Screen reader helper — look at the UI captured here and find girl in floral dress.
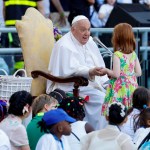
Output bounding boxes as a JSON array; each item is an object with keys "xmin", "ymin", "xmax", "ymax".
[{"xmin": 101, "ymin": 23, "xmax": 142, "ymax": 115}]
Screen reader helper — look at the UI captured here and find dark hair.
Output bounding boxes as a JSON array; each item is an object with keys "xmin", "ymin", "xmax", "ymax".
[
  {"xmin": 49, "ymin": 88, "xmax": 66, "ymax": 103},
  {"xmin": 128, "ymin": 87, "xmax": 150, "ymax": 115},
  {"xmin": 58, "ymin": 94, "xmax": 85, "ymax": 120},
  {"xmin": 136, "ymin": 108, "xmax": 150, "ymax": 129},
  {"xmin": 133, "ymin": 87, "xmax": 150, "ymax": 109},
  {"xmin": 127, "ymin": 87, "xmax": 150, "ymax": 132},
  {"xmin": 38, "ymin": 119, "xmax": 54, "ymax": 133},
  {"xmin": 8, "ymin": 90, "xmax": 33, "ymax": 116},
  {"xmin": 0, "ymin": 100, "xmax": 7, "ymax": 122},
  {"xmin": 108, "ymin": 102, "xmax": 127, "ymax": 125}
]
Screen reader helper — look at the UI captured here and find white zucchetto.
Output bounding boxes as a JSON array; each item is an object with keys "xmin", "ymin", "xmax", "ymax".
[{"xmin": 72, "ymin": 15, "xmax": 88, "ymax": 25}]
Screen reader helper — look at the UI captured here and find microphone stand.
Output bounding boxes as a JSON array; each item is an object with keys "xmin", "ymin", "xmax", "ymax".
[{"xmin": 93, "ymin": 37, "xmax": 113, "ymax": 69}]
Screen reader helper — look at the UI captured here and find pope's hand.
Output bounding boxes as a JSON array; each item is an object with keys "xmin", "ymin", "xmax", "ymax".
[{"xmin": 89, "ymin": 67, "xmax": 106, "ymax": 77}]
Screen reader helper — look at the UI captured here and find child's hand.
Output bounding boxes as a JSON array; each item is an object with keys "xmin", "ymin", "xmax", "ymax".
[
  {"xmin": 99, "ymin": 68, "xmax": 108, "ymax": 76},
  {"xmin": 89, "ymin": 67, "xmax": 107, "ymax": 76}
]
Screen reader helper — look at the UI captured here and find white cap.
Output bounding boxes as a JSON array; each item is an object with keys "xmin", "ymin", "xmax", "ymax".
[{"xmin": 72, "ymin": 15, "xmax": 88, "ymax": 25}]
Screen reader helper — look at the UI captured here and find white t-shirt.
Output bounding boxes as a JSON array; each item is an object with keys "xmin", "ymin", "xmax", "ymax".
[
  {"xmin": 144, "ymin": 0, "xmax": 150, "ymax": 4},
  {"xmin": 98, "ymin": 4, "xmax": 114, "ymax": 26},
  {"xmin": 43, "ymin": 0, "xmax": 50, "ymax": 17},
  {"xmin": 120, "ymin": 108, "xmax": 140, "ymax": 139},
  {"xmin": 0, "ymin": 115, "xmax": 29, "ymax": 150},
  {"xmin": 36, "ymin": 134, "xmax": 71, "ymax": 150},
  {"xmin": 66, "ymin": 121, "xmax": 87, "ymax": 150},
  {"xmin": 0, "ymin": 129, "xmax": 11, "ymax": 150},
  {"xmin": 81, "ymin": 125, "xmax": 137, "ymax": 150},
  {"xmin": 133, "ymin": 127, "xmax": 150, "ymax": 147}
]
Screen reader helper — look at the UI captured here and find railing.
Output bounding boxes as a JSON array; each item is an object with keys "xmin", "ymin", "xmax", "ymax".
[{"xmin": 0, "ymin": 27, "xmax": 150, "ymax": 87}]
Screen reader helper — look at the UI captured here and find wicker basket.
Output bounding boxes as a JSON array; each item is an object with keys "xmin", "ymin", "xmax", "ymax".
[{"xmin": 0, "ymin": 69, "xmax": 32, "ymax": 101}]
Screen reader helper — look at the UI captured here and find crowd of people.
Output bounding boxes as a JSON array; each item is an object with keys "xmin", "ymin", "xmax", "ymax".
[
  {"xmin": 0, "ymin": 0, "xmax": 150, "ymax": 149},
  {"xmin": 0, "ymin": 87, "xmax": 150, "ymax": 149},
  {"xmin": 0, "ymin": 13, "xmax": 150, "ymax": 149}
]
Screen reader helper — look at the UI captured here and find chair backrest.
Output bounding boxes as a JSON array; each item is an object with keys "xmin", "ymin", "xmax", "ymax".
[{"xmin": 15, "ymin": 7, "xmax": 55, "ymax": 96}]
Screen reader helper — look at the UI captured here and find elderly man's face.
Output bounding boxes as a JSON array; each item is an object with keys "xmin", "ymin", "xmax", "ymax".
[{"xmin": 72, "ymin": 19, "xmax": 91, "ymax": 45}]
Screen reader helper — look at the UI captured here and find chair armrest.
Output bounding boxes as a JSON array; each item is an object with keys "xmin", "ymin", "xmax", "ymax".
[{"xmin": 31, "ymin": 70, "xmax": 89, "ymax": 97}]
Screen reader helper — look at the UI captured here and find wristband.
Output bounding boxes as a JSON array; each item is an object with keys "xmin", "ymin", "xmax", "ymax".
[{"xmin": 60, "ymin": 12, "xmax": 65, "ymax": 17}]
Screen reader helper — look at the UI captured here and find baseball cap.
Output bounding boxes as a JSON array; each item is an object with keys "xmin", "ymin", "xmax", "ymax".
[
  {"xmin": 42, "ymin": 108, "xmax": 76, "ymax": 126},
  {"xmin": 49, "ymin": 88, "xmax": 66, "ymax": 103}
]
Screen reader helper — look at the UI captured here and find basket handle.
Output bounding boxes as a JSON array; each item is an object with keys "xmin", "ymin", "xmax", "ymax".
[
  {"xmin": 13, "ymin": 69, "xmax": 27, "ymax": 77},
  {"xmin": 0, "ymin": 69, "xmax": 8, "ymax": 75}
]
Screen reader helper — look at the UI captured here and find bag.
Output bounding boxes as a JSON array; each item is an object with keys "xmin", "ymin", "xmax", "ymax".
[
  {"xmin": 138, "ymin": 132, "xmax": 150, "ymax": 150},
  {"xmin": 0, "ymin": 69, "xmax": 32, "ymax": 101}
]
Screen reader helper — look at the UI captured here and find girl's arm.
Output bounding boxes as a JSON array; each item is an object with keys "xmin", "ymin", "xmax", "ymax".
[
  {"xmin": 20, "ymin": 145, "xmax": 30, "ymax": 150},
  {"xmin": 37, "ymin": 1, "xmax": 45, "ymax": 16},
  {"xmin": 101, "ymin": 55, "xmax": 120, "ymax": 78},
  {"xmin": 51, "ymin": 0, "xmax": 66, "ymax": 26},
  {"xmin": 87, "ymin": 0, "xmax": 95, "ymax": 5},
  {"xmin": 98, "ymin": 6, "xmax": 105, "ymax": 19},
  {"xmin": 134, "ymin": 57, "xmax": 142, "ymax": 77},
  {"xmin": 3, "ymin": 1, "xmax": 5, "ymax": 20}
]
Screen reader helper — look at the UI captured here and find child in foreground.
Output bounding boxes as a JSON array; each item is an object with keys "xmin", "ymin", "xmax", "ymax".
[
  {"xmin": 0, "ymin": 100, "xmax": 11, "ymax": 149},
  {"xmin": 36, "ymin": 108, "xmax": 76, "ymax": 150},
  {"xmin": 133, "ymin": 107, "xmax": 150, "ymax": 149},
  {"xmin": 0, "ymin": 90, "xmax": 33, "ymax": 150},
  {"xmin": 58, "ymin": 94, "xmax": 94, "ymax": 150},
  {"xmin": 120, "ymin": 87, "xmax": 150, "ymax": 139},
  {"xmin": 81, "ymin": 102, "xmax": 137, "ymax": 150}
]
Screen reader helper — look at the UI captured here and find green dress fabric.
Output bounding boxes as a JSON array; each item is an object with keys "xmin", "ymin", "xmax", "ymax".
[{"xmin": 102, "ymin": 51, "xmax": 138, "ymax": 115}]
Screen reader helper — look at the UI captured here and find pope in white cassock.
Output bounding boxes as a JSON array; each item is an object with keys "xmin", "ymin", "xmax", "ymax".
[{"xmin": 46, "ymin": 15, "xmax": 109, "ymax": 130}]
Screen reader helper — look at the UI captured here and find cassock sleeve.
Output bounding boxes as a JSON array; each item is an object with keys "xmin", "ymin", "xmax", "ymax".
[{"xmin": 49, "ymin": 44, "xmax": 91, "ymax": 79}]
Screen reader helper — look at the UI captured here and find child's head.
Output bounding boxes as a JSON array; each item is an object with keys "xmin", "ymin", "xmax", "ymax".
[
  {"xmin": 107, "ymin": 102, "xmax": 127, "ymax": 125},
  {"xmin": 8, "ymin": 90, "xmax": 33, "ymax": 117},
  {"xmin": 48, "ymin": 88, "xmax": 66, "ymax": 103},
  {"xmin": 132, "ymin": 87, "xmax": 150, "ymax": 110},
  {"xmin": 0, "ymin": 100, "xmax": 7, "ymax": 122},
  {"xmin": 58, "ymin": 95, "xmax": 85, "ymax": 120},
  {"xmin": 104, "ymin": 0, "xmax": 116, "ymax": 5},
  {"xmin": 32, "ymin": 94, "xmax": 58, "ymax": 117},
  {"xmin": 137, "ymin": 108, "xmax": 150, "ymax": 128},
  {"xmin": 112, "ymin": 23, "xmax": 136, "ymax": 54},
  {"xmin": 38, "ymin": 108, "xmax": 76, "ymax": 136}
]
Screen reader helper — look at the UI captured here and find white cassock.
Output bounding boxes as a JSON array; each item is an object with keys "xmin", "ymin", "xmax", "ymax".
[{"xmin": 47, "ymin": 32, "xmax": 109, "ymax": 130}]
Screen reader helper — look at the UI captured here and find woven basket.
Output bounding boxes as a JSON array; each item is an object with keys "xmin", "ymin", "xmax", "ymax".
[{"xmin": 0, "ymin": 69, "xmax": 32, "ymax": 101}]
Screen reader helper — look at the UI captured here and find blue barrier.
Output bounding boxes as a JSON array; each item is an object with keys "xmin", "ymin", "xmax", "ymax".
[{"xmin": 0, "ymin": 27, "xmax": 150, "ymax": 87}]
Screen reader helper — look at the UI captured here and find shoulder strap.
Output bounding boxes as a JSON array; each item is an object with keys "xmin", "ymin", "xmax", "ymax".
[
  {"xmin": 138, "ymin": 132, "xmax": 150, "ymax": 149},
  {"xmin": 71, "ymin": 131, "xmax": 80, "ymax": 141},
  {"xmin": 90, "ymin": 7, "xmax": 95, "ymax": 20}
]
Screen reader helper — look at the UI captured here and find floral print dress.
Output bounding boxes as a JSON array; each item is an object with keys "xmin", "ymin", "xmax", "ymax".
[{"xmin": 102, "ymin": 51, "xmax": 138, "ymax": 115}]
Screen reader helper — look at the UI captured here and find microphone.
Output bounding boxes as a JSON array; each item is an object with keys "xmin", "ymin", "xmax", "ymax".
[{"xmin": 93, "ymin": 37, "xmax": 113, "ymax": 55}]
